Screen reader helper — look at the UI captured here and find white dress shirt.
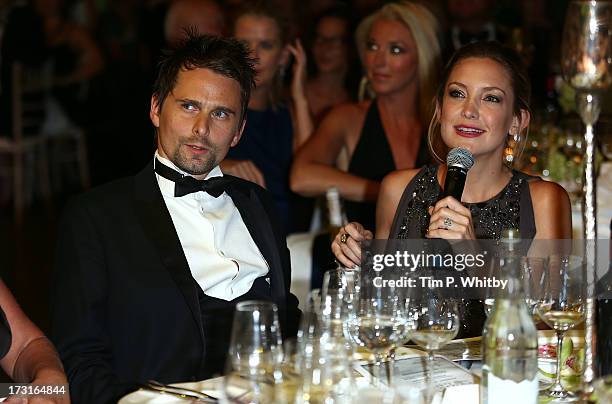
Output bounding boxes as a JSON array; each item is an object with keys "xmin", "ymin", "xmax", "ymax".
[{"xmin": 154, "ymin": 152, "xmax": 269, "ymax": 301}]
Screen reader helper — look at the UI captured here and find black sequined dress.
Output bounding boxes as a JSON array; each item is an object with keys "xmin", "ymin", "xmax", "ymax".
[{"xmin": 388, "ymin": 164, "xmax": 538, "ymax": 337}]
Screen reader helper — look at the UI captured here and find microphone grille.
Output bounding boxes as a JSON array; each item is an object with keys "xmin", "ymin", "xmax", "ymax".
[{"xmin": 446, "ymin": 147, "xmax": 474, "ymax": 170}]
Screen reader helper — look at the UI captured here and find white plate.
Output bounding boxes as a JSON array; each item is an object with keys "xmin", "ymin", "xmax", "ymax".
[{"xmin": 118, "ymin": 377, "xmax": 223, "ymax": 404}]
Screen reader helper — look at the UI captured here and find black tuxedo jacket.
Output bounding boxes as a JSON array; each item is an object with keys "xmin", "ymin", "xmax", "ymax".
[{"xmin": 50, "ymin": 161, "xmax": 300, "ymax": 404}]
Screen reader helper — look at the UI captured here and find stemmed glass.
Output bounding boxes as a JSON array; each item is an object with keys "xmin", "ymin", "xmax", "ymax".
[
  {"xmin": 222, "ymin": 300, "xmax": 286, "ymax": 403},
  {"xmin": 294, "ymin": 271, "xmax": 355, "ymax": 404},
  {"xmin": 407, "ymin": 287, "xmax": 460, "ymax": 401},
  {"xmin": 321, "ymin": 267, "xmax": 359, "ymax": 335},
  {"xmin": 521, "ymin": 256, "xmax": 549, "ymax": 323},
  {"xmin": 562, "ymin": 2, "xmax": 612, "ymax": 383},
  {"xmin": 347, "ymin": 270, "xmax": 409, "ymax": 387},
  {"xmin": 535, "ymin": 255, "xmax": 586, "ymax": 401}
]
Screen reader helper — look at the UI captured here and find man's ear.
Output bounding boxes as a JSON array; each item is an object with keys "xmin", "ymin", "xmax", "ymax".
[
  {"xmin": 150, "ymin": 95, "xmax": 161, "ymax": 128},
  {"xmin": 230, "ymin": 119, "xmax": 247, "ymax": 147}
]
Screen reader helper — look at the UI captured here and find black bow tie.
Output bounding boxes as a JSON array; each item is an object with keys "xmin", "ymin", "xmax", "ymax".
[{"xmin": 154, "ymin": 159, "xmax": 231, "ymax": 198}]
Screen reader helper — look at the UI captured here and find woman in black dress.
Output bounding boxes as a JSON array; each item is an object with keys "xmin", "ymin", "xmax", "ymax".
[
  {"xmin": 331, "ymin": 42, "xmax": 572, "ymax": 336},
  {"xmin": 333, "ymin": 41, "xmax": 571, "ymax": 263}
]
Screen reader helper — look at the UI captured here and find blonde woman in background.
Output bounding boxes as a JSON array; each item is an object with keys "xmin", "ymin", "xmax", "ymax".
[{"xmin": 291, "ymin": 1, "xmax": 441, "ymax": 233}]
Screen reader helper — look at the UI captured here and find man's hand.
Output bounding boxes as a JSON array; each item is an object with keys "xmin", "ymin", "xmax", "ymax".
[
  {"xmin": 331, "ymin": 222, "xmax": 373, "ymax": 269},
  {"xmin": 220, "ymin": 159, "xmax": 266, "ymax": 188}
]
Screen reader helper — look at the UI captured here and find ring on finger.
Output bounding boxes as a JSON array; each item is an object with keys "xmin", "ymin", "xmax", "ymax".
[
  {"xmin": 340, "ymin": 233, "xmax": 350, "ymax": 244},
  {"xmin": 443, "ymin": 217, "xmax": 453, "ymax": 229}
]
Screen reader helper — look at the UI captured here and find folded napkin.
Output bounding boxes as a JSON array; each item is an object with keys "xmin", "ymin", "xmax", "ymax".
[{"xmin": 441, "ymin": 383, "xmax": 479, "ymax": 404}]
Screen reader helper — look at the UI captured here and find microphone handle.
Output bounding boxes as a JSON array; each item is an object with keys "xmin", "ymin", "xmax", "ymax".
[{"xmin": 441, "ymin": 165, "xmax": 468, "ymax": 201}]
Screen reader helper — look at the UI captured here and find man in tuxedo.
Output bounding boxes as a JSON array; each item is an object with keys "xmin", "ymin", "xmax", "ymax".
[{"xmin": 51, "ymin": 32, "xmax": 300, "ymax": 404}]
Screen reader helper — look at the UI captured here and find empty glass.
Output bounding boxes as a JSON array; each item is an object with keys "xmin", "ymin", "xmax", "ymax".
[
  {"xmin": 520, "ymin": 256, "xmax": 548, "ymax": 323},
  {"xmin": 294, "ymin": 293, "xmax": 354, "ymax": 403},
  {"xmin": 222, "ymin": 300, "xmax": 287, "ymax": 403}
]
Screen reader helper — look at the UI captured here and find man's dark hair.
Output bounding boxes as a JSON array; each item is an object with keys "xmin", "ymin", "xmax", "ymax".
[{"xmin": 152, "ymin": 30, "xmax": 256, "ymax": 120}]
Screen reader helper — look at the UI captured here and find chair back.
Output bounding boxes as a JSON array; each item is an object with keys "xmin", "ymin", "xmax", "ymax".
[{"xmin": 11, "ymin": 61, "xmax": 47, "ymax": 144}]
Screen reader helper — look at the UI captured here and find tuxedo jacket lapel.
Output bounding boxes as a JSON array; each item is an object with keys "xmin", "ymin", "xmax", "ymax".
[
  {"xmin": 132, "ymin": 162, "xmax": 205, "ymax": 344},
  {"xmin": 225, "ymin": 180, "xmax": 287, "ymax": 305}
]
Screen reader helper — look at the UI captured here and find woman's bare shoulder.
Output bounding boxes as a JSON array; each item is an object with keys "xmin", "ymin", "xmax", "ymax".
[
  {"xmin": 375, "ymin": 168, "xmax": 424, "ymax": 238},
  {"xmin": 324, "ymin": 100, "xmax": 369, "ymax": 121},
  {"xmin": 318, "ymin": 100, "xmax": 370, "ymax": 142},
  {"xmin": 528, "ymin": 178, "xmax": 570, "ymax": 203},
  {"xmin": 528, "ymin": 178, "xmax": 572, "ymax": 238},
  {"xmin": 380, "ymin": 168, "xmax": 423, "ymax": 206}
]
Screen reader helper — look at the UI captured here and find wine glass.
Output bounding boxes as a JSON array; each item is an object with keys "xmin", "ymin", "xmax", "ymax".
[
  {"xmin": 321, "ymin": 267, "xmax": 359, "ymax": 336},
  {"xmin": 407, "ymin": 288, "xmax": 460, "ymax": 402},
  {"xmin": 535, "ymin": 255, "xmax": 586, "ymax": 401},
  {"xmin": 347, "ymin": 270, "xmax": 408, "ymax": 387},
  {"xmin": 521, "ymin": 256, "xmax": 549, "ymax": 323},
  {"xmin": 295, "ymin": 285, "xmax": 355, "ymax": 403},
  {"xmin": 222, "ymin": 300, "xmax": 286, "ymax": 403}
]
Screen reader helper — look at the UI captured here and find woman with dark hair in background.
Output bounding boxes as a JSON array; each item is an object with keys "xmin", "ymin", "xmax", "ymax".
[
  {"xmin": 33, "ymin": 0, "xmax": 104, "ymax": 128},
  {"xmin": 304, "ymin": 6, "xmax": 358, "ymax": 125}
]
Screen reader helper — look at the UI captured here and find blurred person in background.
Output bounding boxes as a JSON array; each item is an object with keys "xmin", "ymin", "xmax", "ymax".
[
  {"xmin": 291, "ymin": 1, "xmax": 441, "ymax": 234},
  {"xmin": 0, "ymin": 1, "xmax": 47, "ymax": 138},
  {"xmin": 443, "ymin": 0, "xmax": 509, "ymax": 60},
  {"xmin": 33, "ymin": 0, "xmax": 103, "ymax": 128},
  {"xmin": 225, "ymin": 0, "xmax": 313, "ymax": 234},
  {"xmin": 164, "ymin": 0, "xmax": 225, "ymax": 45},
  {"xmin": 0, "ymin": 279, "xmax": 68, "ymax": 403},
  {"xmin": 304, "ymin": 5, "xmax": 358, "ymax": 125}
]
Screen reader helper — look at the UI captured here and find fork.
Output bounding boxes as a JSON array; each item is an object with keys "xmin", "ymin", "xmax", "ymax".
[{"xmin": 144, "ymin": 380, "xmax": 218, "ymax": 402}]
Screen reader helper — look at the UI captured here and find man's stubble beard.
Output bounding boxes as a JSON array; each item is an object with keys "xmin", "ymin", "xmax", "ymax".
[{"xmin": 172, "ymin": 146, "xmax": 218, "ymax": 176}]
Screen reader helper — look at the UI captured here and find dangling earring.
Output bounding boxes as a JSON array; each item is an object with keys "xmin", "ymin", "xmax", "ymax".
[{"xmin": 504, "ymin": 131, "xmax": 517, "ymax": 164}]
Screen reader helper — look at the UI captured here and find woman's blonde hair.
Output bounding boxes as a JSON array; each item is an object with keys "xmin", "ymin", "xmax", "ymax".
[{"xmin": 355, "ymin": 1, "xmax": 441, "ymax": 126}]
